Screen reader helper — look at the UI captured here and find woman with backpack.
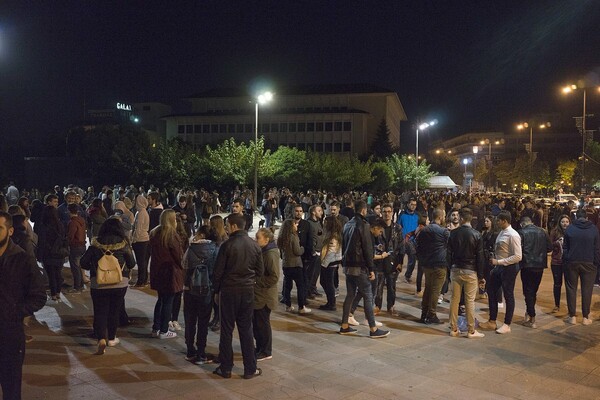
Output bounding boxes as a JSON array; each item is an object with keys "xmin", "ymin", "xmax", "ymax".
[
  {"xmin": 149, "ymin": 209, "xmax": 183, "ymax": 339},
  {"xmin": 80, "ymin": 218, "xmax": 136, "ymax": 355},
  {"xmin": 182, "ymin": 225, "xmax": 218, "ymax": 364}
]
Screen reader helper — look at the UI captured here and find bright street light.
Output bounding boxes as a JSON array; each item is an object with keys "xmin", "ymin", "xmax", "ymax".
[
  {"xmin": 415, "ymin": 119, "xmax": 437, "ymax": 191},
  {"xmin": 254, "ymin": 91, "xmax": 274, "ymax": 210}
]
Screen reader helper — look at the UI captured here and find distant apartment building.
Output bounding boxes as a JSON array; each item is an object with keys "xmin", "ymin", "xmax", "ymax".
[{"xmin": 162, "ymin": 84, "xmax": 407, "ymax": 155}]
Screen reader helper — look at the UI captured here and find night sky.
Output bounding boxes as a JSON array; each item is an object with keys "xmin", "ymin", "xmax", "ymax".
[{"xmin": 1, "ymin": 1, "xmax": 599, "ymax": 153}]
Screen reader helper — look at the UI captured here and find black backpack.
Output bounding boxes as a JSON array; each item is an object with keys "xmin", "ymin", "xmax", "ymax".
[{"xmin": 188, "ymin": 248, "xmax": 212, "ymax": 296}]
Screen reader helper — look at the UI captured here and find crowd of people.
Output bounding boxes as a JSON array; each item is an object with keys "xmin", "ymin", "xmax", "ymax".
[{"xmin": 2, "ymin": 180, "xmax": 600, "ymax": 397}]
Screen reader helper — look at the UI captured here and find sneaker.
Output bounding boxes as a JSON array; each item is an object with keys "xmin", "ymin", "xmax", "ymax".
[
  {"xmin": 467, "ymin": 330, "xmax": 485, "ymax": 339},
  {"xmin": 318, "ymin": 304, "xmax": 336, "ymax": 311},
  {"xmin": 369, "ymin": 328, "xmax": 390, "ymax": 339},
  {"xmin": 256, "ymin": 353, "xmax": 273, "ymax": 361},
  {"xmin": 339, "ymin": 326, "xmax": 358, "ymax": 335},
  {"xmin": 285, "ymin": 306, "xmax": 295, "ymax": 313},
  {"xmin": 299, "ymin": 306, "xmax": 312, "ymax": 314},
  {"xmin": 425, "ymin": 316, "xmax": 443, "ymax": 325},
  {"xmin": 335, "ymin": 289, "xmax": 340, "ymax": 297},
  {"xmin": 373, "ymin": 306, "xmax": 381, "ymax": 315},
  {"xmin": 213, "ymin": 366, "xmax": 232, "ymax": 379},
  {"xmin": 415, "ymin": 291, "xmax": 423, "ymax": 298},
  {"xmin": 524, "ymin": 313, "xmax": 531, "ymax": 323},
  {"xmin": 243, "ymin": 368, "xmax": 262, "ymax": 380},
  {"xmin": 151, "ymin": 330, "xmax": 159, "ymax": 338},
  {"xmin": 552, "ymin": 306, "xmax": 560, "ymax": 313},
  {"xmin": 107, "ymin": 337, "xmax": 120, "ymax": 347},
  {"xmin": 348, "ymin": 315, "xmax": 360, "ymax": 326},
  {"xmin": 158, "ymin": 330, "xmax": 177, "ymax": 339},
  {"xmin": 169, "ymin": 321, "xmax": 182, "ymax": 331},
  {"xmin": 185, "ymin": 355, "xmax": 197, "ymax": 363},
  {"xmin": 565, "ymin": 316, "xmax": 577, "ymax": 325},
  {"xmin": 498, "ymin": 302, "xmax": 504, "ymax": 309},
  {"xmin": 478, "ymin": 320, "xmax": 497, "ymax": 330},
  {"xmin": 495, "ymin": 323, "xmax": 511, "ymax": 334},
  {"xmin": 25, "ymin": 335, "xmax": 34, "ymax": 343},
  {"xmin": 582, "ymin": 317, "xmax": 593, "ymax": 326},
  {"xmin": 438, "ymin": 295, "xmax": 444, "ymax": 304},
  {"xmin": 449, "ymin": 329, "xmax": 460, "ymax": 337},
  {"xmin": 210, "ymin": 322, "xmax": 220, "ymax": 332},
  {"xmin": 404, "ymin": 277, "xmax": 412, "ymax": 284},
  {"xmin": 523, "ymin": 320, "xmax": 538, "ymax": 329},
  {"xmin": 195, "ymin": 354, "xmax": 215, "ymax": 365},
  {"xmin": 362, "ymin": 319, "xmax": 383, "ymax": 327},
  {"xmin": 95, "ymin": 339, "xmax": 107, "ymax": 355}
]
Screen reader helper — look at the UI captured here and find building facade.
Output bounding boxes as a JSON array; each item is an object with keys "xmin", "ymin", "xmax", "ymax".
[{"xmin": 163, "ymin": 84, "xmax": 407, "ymax": 155}]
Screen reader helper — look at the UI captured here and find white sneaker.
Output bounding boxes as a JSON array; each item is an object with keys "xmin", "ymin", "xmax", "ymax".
[
  {"xmin": 498, "ymin": 302, "xmax": 504, "ymax": 309},
  {"xmin": 285, "ymin": 306, "xmax": 295, "ymax": 312},
  {"xmin": 362, "ymin": 319, "xmax": 383, "ymax": 327},
  {"xmin": 438, "ymin": 295, "xmax": 444, "ymax": 304},
  {"xmin": 495, "ymin": 324, "xmax": 511, "ymax": 334},
  {"xmin": 298, "ymin": 306, "xmax": 312, "ymax": 314},
  {"xmin": 159, "ymin": 331, "xmax": 177, "ymax": 339},
  {"xmin": 348, "ymin": 315, "xmax": 360, "ymax": 326},
  {"xmin": 582, "ymin": 317, "xmax": 592, "ymax": 326},
  {"xmin": 107, "ymin": 338, "xmax": 120, "ymax": 347},
  {"xmin": 169, "ymin": 321, "xmax": 182, "ymax": 331},
  {"xmin": 467, "ymin": 330, "xmax": 485, "ymax": 339},
  {"xmin": 566, "ymin": 316, "xmax": 577, "ymax": 325},
  {"xmin": 415, "ymin": 291, "xmax": 423, "ymax": 298},
  {"xmin": 449, "ymin": 329, "xmax": 460, "ymax": 337}
]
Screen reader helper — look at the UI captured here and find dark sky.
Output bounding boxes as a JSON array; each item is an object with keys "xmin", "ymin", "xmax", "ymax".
[{"xmin": 1, "ymin": 1, "xmax": 599, "ymax": 153}]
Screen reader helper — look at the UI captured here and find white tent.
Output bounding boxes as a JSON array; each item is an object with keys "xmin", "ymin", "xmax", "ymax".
[{"xmin": 426, "ymin": 175, "xmax": 459, "ymax": 189}]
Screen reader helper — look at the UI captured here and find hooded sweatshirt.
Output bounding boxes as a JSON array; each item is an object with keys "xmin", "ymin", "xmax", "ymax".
[
  {"xmin": 563, "ymin": 218, "xmax": 600, "ymax": 266},
  {"xmin": 132, "ymin": 195, "xmax": 150, "ymax": 243}
]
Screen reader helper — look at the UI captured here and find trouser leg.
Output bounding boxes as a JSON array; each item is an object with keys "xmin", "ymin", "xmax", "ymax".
[
  {"xmin": 564, "ymin": 262, "xmax": 579, "ymax": 317},
  {"xmin": 0, "ymin": 326, "xmax": 25, "ymax": 400},
  {"xmin": 342, "ymin": 276, "xmax": 358, "ymax": 324},
  {"xmin": 501, "ymin": 265, "xmax": 519, "ymax": 325},
  {"xmin": 580, "ymin": 263, "xmax": 597, "ymax": 319},
  {"xmin": 551, "ymin": 264, "xmax": 563, "ymax": 307}
]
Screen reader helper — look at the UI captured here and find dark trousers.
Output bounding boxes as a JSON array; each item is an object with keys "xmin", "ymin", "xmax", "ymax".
[
  {"xmin": 484, "ymin": 262, "xmax": 503, "ymax": 302},
  {"xmin": 374, "ymin": 270, "xmax": 398, "ymax": 310},
  {"xmin": 342, "ymin": 272, "xmax": 376, "ymax": 328},
  {"xmin": 520, "ymin": 268, "xmax": 544, "ymax": 318},
  {"xmin": 68, "ymin": 245, "xmax": 86, "ymax": 290},
  {"xmin": 404, "ymin": 244, "xmax": 416, "ymax": 279},
  {"xmin": 351, "ymin": 273, "xmax": 377, "ymax": 313},
  {"xmin": 90, "ymin": 287, "xmax": 127, "ymax": 340},
  {"xmin": 153, "ymin": 292, "xmax": 175, "ymax": 333},
  {"xmin": 183, "ymin": 292, "xmax": 212, "ymax": 357},
  {"xmin": 0, "ymin": 326, "xmax": 25, "ymax": 400},
  {"xmin": 551, "ymin": 264, "xmax": 563, "ymax": 307},
  {"xmin": 218, "ymin": 287, "xmax": 256, "ymax": 375},
  {"xmin": 253, "ymin": 305, "xmax": 273, "ymax": 356},
  {"xmin": 44, "ymin": 261, "xmax": 63, "ymax": 296},
  {"xmin": 422, "ymin": 267, "xmax": 447, "ymax": 318},
  {"xmin": 132, "ymin": 241, "xmax": 149, "ymax": 285},
  {"xmin": 171, "ymin": 291, "xmax": 183, "ymax": 322},
  {"xmin": 488, "ymin": 264, "xmax": 519, "ymax": 324},
  {"xmin": 415, "ymin": 263, "xmax": 424, "ymax": 293},
  {"xmin": 283, "ymin": 267, "xmax": 306, "ymax": 308},
  {"xmin": 320, "ymin": 267, "xmax": 336, "ymax": 307},
  {"xmin": 565, "ymin": 262, "xmax": 597, "ymax": 318},
  {"xmin": 333, "ymin": 266, "xmax": 339, "ymax": 289},
  {"xmin": 307, "ymin": 255, "xmax": 321, "ymax": 295}
]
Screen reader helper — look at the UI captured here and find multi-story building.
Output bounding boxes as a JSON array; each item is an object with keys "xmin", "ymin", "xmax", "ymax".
[{"xmin": 162, "ymin": 84, "xmax": 407, "ymax": 154}]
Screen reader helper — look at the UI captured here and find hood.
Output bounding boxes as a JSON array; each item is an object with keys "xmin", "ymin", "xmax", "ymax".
[
  {"xmin": 91, "ymin": 236, "xmax": 128, "ymax": 250},
  {"xmin": 262, "ymin": 241, "xmax": 278, "ymax": 253},
  {"xmin": 114, "ymin": 201, "xmax": 133, "ymax": 218},
  {"xmin": 135, "ymin": 195, "xmax": 148, "ymax": 211},
  {"xmin": 573, "ymin": 218, "xmax": 595, "ymax": 229}
]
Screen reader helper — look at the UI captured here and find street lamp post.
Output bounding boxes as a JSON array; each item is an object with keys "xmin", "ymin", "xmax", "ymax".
[
  {"xmin": 415, "ymin": 120, "xmax": 436, "ymax": 192},
  {"xmin": 480, "ymin": 139, "xmax": 503, "ymax": 191},
  {"xmin": 517, "ymin": 122, "xmax": 549, "ymax": 191},
  {"xmin": 254, "ymin": 91, "xmax": 273, "ymax": 211}
]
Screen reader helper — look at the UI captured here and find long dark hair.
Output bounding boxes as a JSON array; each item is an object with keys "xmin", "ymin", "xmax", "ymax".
[
  {"xmin": 551, "ymin": 214, "xmax": 571, "ymax": 240},
  {"xmin": 277, "ymin": 219, "xmax": 296, "ymax": 254},
  {"xmin": 98, "ymin": 217, "xmax": 127, "ymax": 241},
  {"xmin": 323, "ymin": 216, "xmax": 342, "ymax": 248}
]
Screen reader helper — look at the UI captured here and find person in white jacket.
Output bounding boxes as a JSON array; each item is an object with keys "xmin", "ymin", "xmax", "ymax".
[{"xmin": 131, "ymin": 194, "xmax": 150, "ymax": 287}]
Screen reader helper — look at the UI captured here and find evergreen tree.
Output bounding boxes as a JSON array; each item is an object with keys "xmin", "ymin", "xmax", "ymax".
[{"xmin": 369, "ymin": 119, "xmax": 396, "ymax": 160}]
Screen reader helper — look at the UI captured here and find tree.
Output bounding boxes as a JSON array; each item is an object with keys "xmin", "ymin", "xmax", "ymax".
[
  {"xmin": 366, "ymin": 161, "xmax": 394, "ymax": 193},
  {"xmin": 266, "ymin": 146, "xmax": 307, "ymax": 189},
  {"xmin": 368, "ymin": 119, "xmax": 396, "ymax": 160},
  {"xmin": 387, "ymin": 154, "xmax": 436, "ymax": 191},
  {"xmin": 305, "ymin": 152, "xmax": 374, "ymax": 192},
  {"xmin": 556, "ymin": 160, "xmax": 577, "ymax": 188}
]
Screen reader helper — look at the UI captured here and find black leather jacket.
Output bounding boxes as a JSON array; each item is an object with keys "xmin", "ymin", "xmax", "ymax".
[
  {"xmin": 342, "ymin": 214, "xmax": 375, "ymax": 273},
  {"xmin": 520, "ymin": 224, "xmax": 552, "ymax": 269},
  {"xmin": 382, "ymin": 223, "xmax": 405, "ymax": 273},
  {"xmin": 448, "ymin": 224, "xmax": 485, "ymax": 278},
  {"xmin": 213, "ymin": 230, "xmax": 264, "ymax": 292},
  {"xmin": 416, "ymin": 223, "xmax": 449, "ymax": 268}
]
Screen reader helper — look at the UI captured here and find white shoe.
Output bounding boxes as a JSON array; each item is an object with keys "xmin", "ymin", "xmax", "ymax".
[
  {"xmin": 159, "ymin": 331, "xmax": 177, "ymax": 339},
  {"xmin": 524, "ymin": 313, "xmax": 531, "ymax": 323},
  {"xmin": 362, "ymin": 319, "xmax": 383, "ymax": 327},
  {"xmin": 467, "ymin": 330, "xmax": 485, "ymax": 339},
  {"xmin": 298, "ymin": 306, "xmax": 312, "ymax": 314},
  {"xmin": 495, "ymin": 324, "xmax": 511, "ymax": 334},
  {"xmin": 285, "ymin": 306, "xmax": 295, "ymax": 312},
  {"xmin": 498, "ymin": 302, "xmax": 504, "ymax": 309},
  {"xmin": 107, "ymin": 338, "xmax": 120, "ymax": 347},
  {"xmin": 415, "ymin": 291, "xmax": 423, "ymax": 298},
  {"xmin": 437, "ymin": 295, "xmax": 444, "ymax": 304},
  {"xmin": 582, "ymin": 317, "xmax": 592, "ymax": 326},
  {"xmin": 566, "ymin": 316, "xmax": 577, "ymax": 325},
  {"xmin": 449, "ymin": 329, "xmax": 460, "ymax": 337},
  {"xmin": 169, "ymin": 321, "xmax": 182, "ymax": 331},
  {"xmin": 348, "ymin": 315, "xmax": 360, "ymax": 326}
]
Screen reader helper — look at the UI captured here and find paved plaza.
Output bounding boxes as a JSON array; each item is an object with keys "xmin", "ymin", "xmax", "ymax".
[{"xmin": 22, "ymin": 218, "xmax": 600, "ymax": 400}]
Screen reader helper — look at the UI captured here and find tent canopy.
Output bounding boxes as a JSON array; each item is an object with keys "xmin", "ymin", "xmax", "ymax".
[{"xmin": 426, "ymin": 175, "xmax": 458, "ymax": 189}]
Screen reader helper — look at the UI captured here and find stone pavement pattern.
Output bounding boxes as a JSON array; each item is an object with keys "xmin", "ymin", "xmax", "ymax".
[{"xmin": 21, "ymin": 217, "xmax": 600, "ymax": 400}]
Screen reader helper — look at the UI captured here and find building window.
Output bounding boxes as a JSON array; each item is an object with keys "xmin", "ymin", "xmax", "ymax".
[
  {"xmin": 334, "ymin": 143, "xmax": 342, "ymax": 152},
  {"xmin": 343, "ymin": 122, "xmax": 352, "ymax": 131},
  {"xmin": 194, "ymin": 124, "xmax": 202, "ymax": 133},
  {"xmin": 219, "ymin": 124, "xmax": 227, "ymax": 133},
  {"xmin": 306, "ymin": 143, "xmax": 314, "ymax": 151},
  {"xmin": 271, "ymin": 123, "xmax": 279, "ymax": 132},
  {"xmin": 316, "ymin": 122, "xmax": 324, "ymax": 132},
  {"xmin": 262, "ymin": 123, "xmax": 270, "ymax": 133},
  {"xmin": 298, "ymin": 143, "xmax": 306, "ymax": 150},
  {"xmin": 280, "ymin": 123, "xmax": 288, "ymax": 133},
  {"xmin": 186, "ymin": 125, "xmax": 193, "ymax": 133},
  {"xmin": 236, "ymin": 123, "xmax": 244, "ymax": 133},
  {"xmin": 307, "ymin": 122, "xmax": 315, "ymax": 131},
  {"xmin": 298, "ymin": 122, "xmax": 306, "ymax": 132},
  {"xmin": 228, "ymin": 124, "xmax": 236, "ymax": 133},
  {"xmin": 289, "ymin": 123, "xmax": 297, "ymax": 132},
  {"xmin": 203, "ymin": 124, "xmax": 210, "ymax": 133},
  {"xmin": 325, "ymin": 143, "xmax": 332, "ymax": 152},
  {"xmin": 315, "ymin": 143, "xmax": 323, "ymax": 151},
  {"xmin": 325, "ymin": 122, "xmax": 333, "ymax": 132},
  {"xmin": 211, "ymin": 124, "xmax": 219, "ymax": 133},
  {"xmin": 178, "ymin": 125, "xmax": 185, "ymax": 134},
  {"xmin": 334, "ymin": 121, "xmax": 342, "ymax": 131},
  {"xmin": 245, "ymin": 123, "xmax": 253, "ymax": 133},
  {"xmin": 343, "ymin": 143, "xmax": 351, "ymax": 152}
]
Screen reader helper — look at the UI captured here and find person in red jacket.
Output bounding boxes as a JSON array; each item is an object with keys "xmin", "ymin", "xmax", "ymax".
[{"xmin": 67, "ymin": 203, "xmax": 87, "ymax": 293}]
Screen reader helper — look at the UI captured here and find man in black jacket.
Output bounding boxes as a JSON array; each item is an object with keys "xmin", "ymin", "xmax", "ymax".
[
  {"xmin": 339, "ymin": 201, "xmax": 389, "ymax": 338},
  {"xmin": 519, "ymin": 217, "xmax": 552, "ymax": 328},
  {"xmin": 212, "ymin": 213, "xmax": 264, "ymax": 379},
  {"xmin": 0, "ymin": 211, "xmax": 47, "ymax": 399},
  {"xmin": 447, "ymin": 208, "xmax": 486, "ymax": 338}
]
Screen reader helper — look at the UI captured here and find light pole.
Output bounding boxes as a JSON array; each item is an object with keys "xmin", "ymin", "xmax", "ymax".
[
  {"xmin": 254, "ymin": 91, "xmax": 273, "ymax": 211},
  {"xmin": 480, "ymin": 139, "xmax": 503, "ymax": 191},
  {"xmin": 463, "ymin": 158, "xmax": 471, "ymax": 192},
  {"xmin": 562, "ymin": 84, "xmax": 600, "ymax": 192},
  {"xmin": 517, "ymin": 122, "xmax": 550, "ymax": 192},
  {"xmin": 415, "ymin": 120, "xmax": 436, "ymax": 192}
]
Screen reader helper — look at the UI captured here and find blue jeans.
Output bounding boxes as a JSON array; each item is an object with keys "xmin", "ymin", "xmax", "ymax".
[
  {"xmin": 153, "ymin": 292, "xmax": 175, "ymax": 333},
  {"xmin": 342, "ymin": 272, "xmax": 376, "ymax": 328},
  {"xmin": 404, "ymin": 242, "xmax": 416, "ymax": 279},
  {"xmin": 264, "ymin": 212, "xmax": 273, "ymax": 227},
  {"xmin": 69, "ymin": 245, "xmax": 86, "ymax": 290}
]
